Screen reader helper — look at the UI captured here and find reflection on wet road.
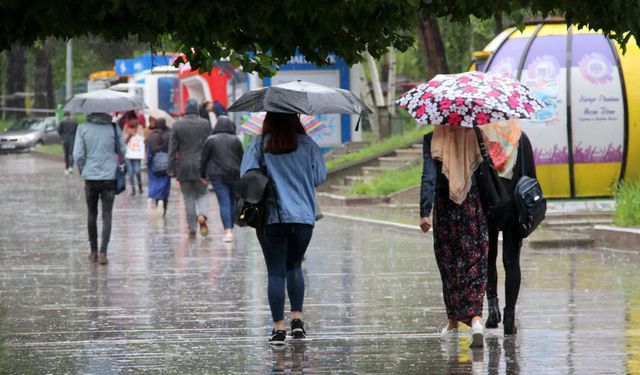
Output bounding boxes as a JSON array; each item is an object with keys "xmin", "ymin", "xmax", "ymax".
[{"xmin": 0, "ymin": 153, "xmax": 639, "ymax": 373}]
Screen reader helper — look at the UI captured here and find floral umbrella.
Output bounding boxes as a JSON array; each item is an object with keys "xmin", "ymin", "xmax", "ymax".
[
  {"xmin": 239, "ymin": 112, "xmax": 327, "ymax": 139},
  {"xmin": 396, "ymin": 71, "xmax": 545, "ymax": 127}
]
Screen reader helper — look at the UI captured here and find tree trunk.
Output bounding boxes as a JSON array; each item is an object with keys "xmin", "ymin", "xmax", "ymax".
[
  {"xmin": 34, "ymin": 46, "xmax": 50, "ymax": 112},
  {"xmin": 495, "ymin": 14, "xmax": 504, "ymax": 36},
  {"xmin": 6, "ymin": 44, "xmax": 26, "ymax": 118},
  {"xmin": 360, "ymin": 68, "xmax": 379, "ymax": 136},
  {"xmin": 386, "ymin": 47, "xmax": 397, "ymax": 115},
  {"xmin": 416, "ymin": 14, "xmax": 449, "ymax": 79},
  {"xmin": 365, "ymin": 52, "xmax": 385, "ymax": 107}
]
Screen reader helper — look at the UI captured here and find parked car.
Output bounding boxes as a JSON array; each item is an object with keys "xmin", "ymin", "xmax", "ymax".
[{"xmin": 0, "ymin": 117, "xmax": 60, "ymax": 151}]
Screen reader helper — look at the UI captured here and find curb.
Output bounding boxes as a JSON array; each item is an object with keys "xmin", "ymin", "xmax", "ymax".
[
  {"xmin": 323, "ymin": 212, "xmax": 427, "ymax": 236},
  {"xmin": 593, "ymin": 225, "xmax": 640, "ymax": 251}
]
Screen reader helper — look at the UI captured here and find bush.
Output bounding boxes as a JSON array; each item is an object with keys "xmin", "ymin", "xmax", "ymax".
[
  {"xmin": 613, "ymin": 179, "xmax": 640, "ymax": 227},
  {"xmin": 348, "ymin": 165, "xmax": 422, "ymax": 196},
  {"xmin": 326, "ymin": 127, "xmax": 429, "ymax": 170}
]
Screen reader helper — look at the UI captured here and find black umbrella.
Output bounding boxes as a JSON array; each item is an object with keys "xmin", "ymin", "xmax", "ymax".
[{"xmin": 227, "ymin": 80, "xmax": 371, "ymax": 115}]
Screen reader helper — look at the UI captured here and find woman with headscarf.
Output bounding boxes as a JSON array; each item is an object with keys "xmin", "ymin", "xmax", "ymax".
[
  {"xmin": 419, "ymin": 124, "xmax": 488, "ymax": 348},
  {"xmin": 146, "ymin": 118, "xmax": 172, "ymax": 216}
]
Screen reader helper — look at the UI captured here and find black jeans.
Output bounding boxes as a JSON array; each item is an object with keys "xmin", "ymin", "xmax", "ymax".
[
  {"xmin": 487, "ymin": 218, "xmax": 522, "ymax": 311},
  {"xmin": 63, "ymin": 140, "xmax": 74, "ymax": 170},
  {"xmin": 85, "ymin": 180, "xmax": 116, "ymax": 253},
  {"xmin": 256, "ymin": 224, "xmax": 313, "ymax": 322}
]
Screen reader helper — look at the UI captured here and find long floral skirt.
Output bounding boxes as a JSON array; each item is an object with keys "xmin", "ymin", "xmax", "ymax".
[{"xmin": 433, "ymin": 187, "xmax": 488, "ymax": 326}]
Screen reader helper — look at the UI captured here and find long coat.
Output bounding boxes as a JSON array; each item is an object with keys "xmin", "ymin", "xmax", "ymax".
[{"xmin": 168, "ymin": 107, "xmax": 211, "ymax": 182}]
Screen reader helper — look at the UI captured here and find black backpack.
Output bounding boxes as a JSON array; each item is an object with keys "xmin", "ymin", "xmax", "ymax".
[
  {"xmin": 236, "ymin": 137, "xmax": 280, "ymax": 228},
  {"xmin": 514, "ymin": 140, "xmax": 546, "ymax": 238}
]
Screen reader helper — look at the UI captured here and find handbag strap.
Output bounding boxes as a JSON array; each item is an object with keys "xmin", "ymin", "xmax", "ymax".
[
  {"xmin": 473, "ymin": 125, "xmax": 497, "ymax": 169},
  {"xmin": 112, "ymin": 123, "xmax": 123, "ymax": 159},
  {"xmin": 259, "ymin": 136, "xmax": 282, "ymax": 223},
  {"xmin": 519, "ymin": 135, "xmax": 526, "ymax": 178}
]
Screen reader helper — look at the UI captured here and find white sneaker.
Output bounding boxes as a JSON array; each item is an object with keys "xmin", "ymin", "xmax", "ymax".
[
  {"xmin": 469, "ymin": 321, "xmax": 484, "ymax": 348},
  {"xmin": 440, "ymin": 326, "xmax": 459, "ymax": 340},
  {"xmin": 64, "ymin": 169, "xmax": 70, "ymax": 176},
  {"xmin": 67, "ymin": 167, "xmax": 73, "ymax": 174},
  {"xmin": 223, "ymin": 232, "xmax": 233, "ymax": 243}
]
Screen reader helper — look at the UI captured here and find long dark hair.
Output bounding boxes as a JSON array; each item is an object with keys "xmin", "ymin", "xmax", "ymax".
[{"xmin": 262, "ymin": 112, "xmax": 306, "ymax": 154}]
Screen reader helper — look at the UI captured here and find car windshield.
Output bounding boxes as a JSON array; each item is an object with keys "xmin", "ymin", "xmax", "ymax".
[{"xmin": 8, "ymin": 118, "xmax": 44, "ymax": 131}]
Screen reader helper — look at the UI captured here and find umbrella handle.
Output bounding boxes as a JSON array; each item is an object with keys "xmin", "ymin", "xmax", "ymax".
[{"xmin": 355, "ymin": 115, "xmax": 362, "ymax": 131}]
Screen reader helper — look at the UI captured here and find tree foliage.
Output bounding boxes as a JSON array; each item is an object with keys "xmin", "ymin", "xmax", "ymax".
[{"xmin": 1, "ymin": 1, "xmax": 638, "ymax": 76}]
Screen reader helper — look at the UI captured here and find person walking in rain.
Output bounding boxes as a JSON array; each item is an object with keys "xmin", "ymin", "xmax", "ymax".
[
  {"xmin": 73, "ymin": 112, "xmax": 126, "ymax": 265},
  {"xmin": 419, "ymin": 125, "xmax": 488, "ymax": 348},
  {"xmin": 240, "ymin": 112, "xmax": 326, "ymax": 345},
  {"xmin": 168, "ymin": 99, "xmax": 211, "ymax": 238},
  {"xmin": 200, "ymin": 116, "xmax": 243, "ymax": 242},
  {"xmin": 58, "ymin": 112, "xmax": 78, "ymax": 175},
  {"xmin": 146, "ymin": 118, "xmax": 172, "ymax": 216},
  {"xmin": 124, "ymin": 118, "xmax": 145, "ymax": 195},
  {"xmin": 484, "ymin": 123, "xmax": 537, "ymax": 335}
]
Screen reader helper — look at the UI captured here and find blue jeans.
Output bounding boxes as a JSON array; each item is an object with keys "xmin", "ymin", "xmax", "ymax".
[
  {"xmin": 211, "ymin": 180, "xmax": 237, "ymax": 230},
  {"xmin": 256, "ymin": 224, "xmax": 313, "ymax": 322},
  {"xmin": 125, "ymin": 159, "xmax": 142, "ymax": 187}
]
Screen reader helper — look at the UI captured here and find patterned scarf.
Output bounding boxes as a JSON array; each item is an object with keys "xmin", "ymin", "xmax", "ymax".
[{"xmin": 478, "ymin": 120, "xmax": 522, "ymax": 179}]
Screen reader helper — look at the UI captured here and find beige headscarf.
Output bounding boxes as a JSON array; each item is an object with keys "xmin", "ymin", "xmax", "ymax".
[
  {"xmin": 431, "ymin": 125, "xmax": 482, "ymax": 204},
  {"xmin": 430, "ymin": 121, "xmax": 523, "ymax": 204}
]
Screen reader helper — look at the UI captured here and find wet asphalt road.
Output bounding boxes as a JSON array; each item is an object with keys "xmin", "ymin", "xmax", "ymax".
[{"xmin": 0, "ymin": 153, "xmax": 639, "ymax": 374}]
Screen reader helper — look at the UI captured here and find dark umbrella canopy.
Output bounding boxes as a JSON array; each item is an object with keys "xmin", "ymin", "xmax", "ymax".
[
  {"xmin": 227, "ymin": 80, "xmax": 371, "ymax": 115},
  {"xmin": 63, "ymin": 89, "xmax": 147, "ymax": 113}
]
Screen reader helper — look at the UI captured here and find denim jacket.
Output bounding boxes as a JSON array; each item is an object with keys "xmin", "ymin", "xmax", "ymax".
[{"xmin": 240, "ymin": 135, "xmax": 327, "ymax": 225}]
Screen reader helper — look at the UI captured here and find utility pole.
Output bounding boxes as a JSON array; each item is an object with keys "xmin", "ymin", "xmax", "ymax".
[{"xmin": 65, "ymin": 39, "xmax": 73, "ymax": 100}]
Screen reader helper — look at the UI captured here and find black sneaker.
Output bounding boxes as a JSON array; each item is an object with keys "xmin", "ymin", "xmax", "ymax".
[
  {"xmin": 268, "ymin": 329, "xmax": 286, "ymax": 345},
  {"xmin": 290, "ymin": 319, "xmax": 306, "ymax": 339}
]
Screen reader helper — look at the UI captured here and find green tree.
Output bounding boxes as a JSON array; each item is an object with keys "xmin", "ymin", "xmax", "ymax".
[{"xmin": 1, "ymin": 1, "xmax": 638, "ymax": 76}]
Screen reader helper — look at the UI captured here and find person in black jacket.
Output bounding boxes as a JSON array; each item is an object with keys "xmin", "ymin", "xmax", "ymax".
[
  {"xmin": 485, "ymin": 131, "xmax": 537, "ymax": 335},
  {"xmin": 200, "ymin": 116, "xmax": 244, "ymax": 242},
  {"xmin": 58, "ymin": 112, "xmax": 78, "ymax": 175}
]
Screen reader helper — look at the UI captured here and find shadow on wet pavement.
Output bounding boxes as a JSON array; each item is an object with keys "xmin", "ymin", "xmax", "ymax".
[{"xmin": 0, "ymin": 153, "xmax": 639, "ymax": 373}]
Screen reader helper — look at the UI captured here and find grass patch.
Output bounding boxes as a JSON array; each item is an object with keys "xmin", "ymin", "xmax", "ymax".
[
  {"xmin": 0, "ymin": 119, "xmax": 13, "ymax": 132},
  {"xmin": 35, "ymin": 144, "xmax": 63, "ymax": 156},
  {"xmin": 326, "ymin": 126, "xmax": 430, "ymax": 170},
  {"xmin": 613, "ymin": 179, "xmax": 640, "ymax": 227},
  {"xmin": 348, "ymin": 165, "xmax": 422, "ymax": 196}
]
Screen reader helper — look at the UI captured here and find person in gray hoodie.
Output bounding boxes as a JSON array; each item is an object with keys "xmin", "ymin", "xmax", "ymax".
[
  {"xmin": 73, "ymin": 112, "xmax": 126, "ymax": 265},
  {"xmin": 168, "ymin": 99, "xmax": 212, "ymax": 238},
  {"xmin": 200, "ymin": 116, "xmax": 243, "ymax": 242}
]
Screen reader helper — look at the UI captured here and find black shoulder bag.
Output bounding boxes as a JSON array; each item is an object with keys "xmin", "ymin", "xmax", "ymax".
[
  {"xmin": 236, "ymin": 137, "xmax": 281, "ymax": 228},
  {"xmin": 514, "ymin": 140, "xmax": 547, "ymax": 238},
  {"xmin": 473, "ymin": 126, "xmax": 512, "ymax": 228}
]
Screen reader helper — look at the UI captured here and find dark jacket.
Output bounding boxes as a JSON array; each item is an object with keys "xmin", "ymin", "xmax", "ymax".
[
  {"xmin": 200, "ymin": 116, "xmax": 243, "ymax": 181},
  {"xmin": 146, "ymin": 120, "xmax": 171, "ymax": 155},
  {"xmin": 58, "ymin": 118, "xmax": 78, "ymax": 143},
  {"xmin": 168, "ymin": 100, "xmax": 212, "ymax": 181},
  {"xmin": 419, "ymin": 131, "xmax": 536, "ymax": 218}
]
